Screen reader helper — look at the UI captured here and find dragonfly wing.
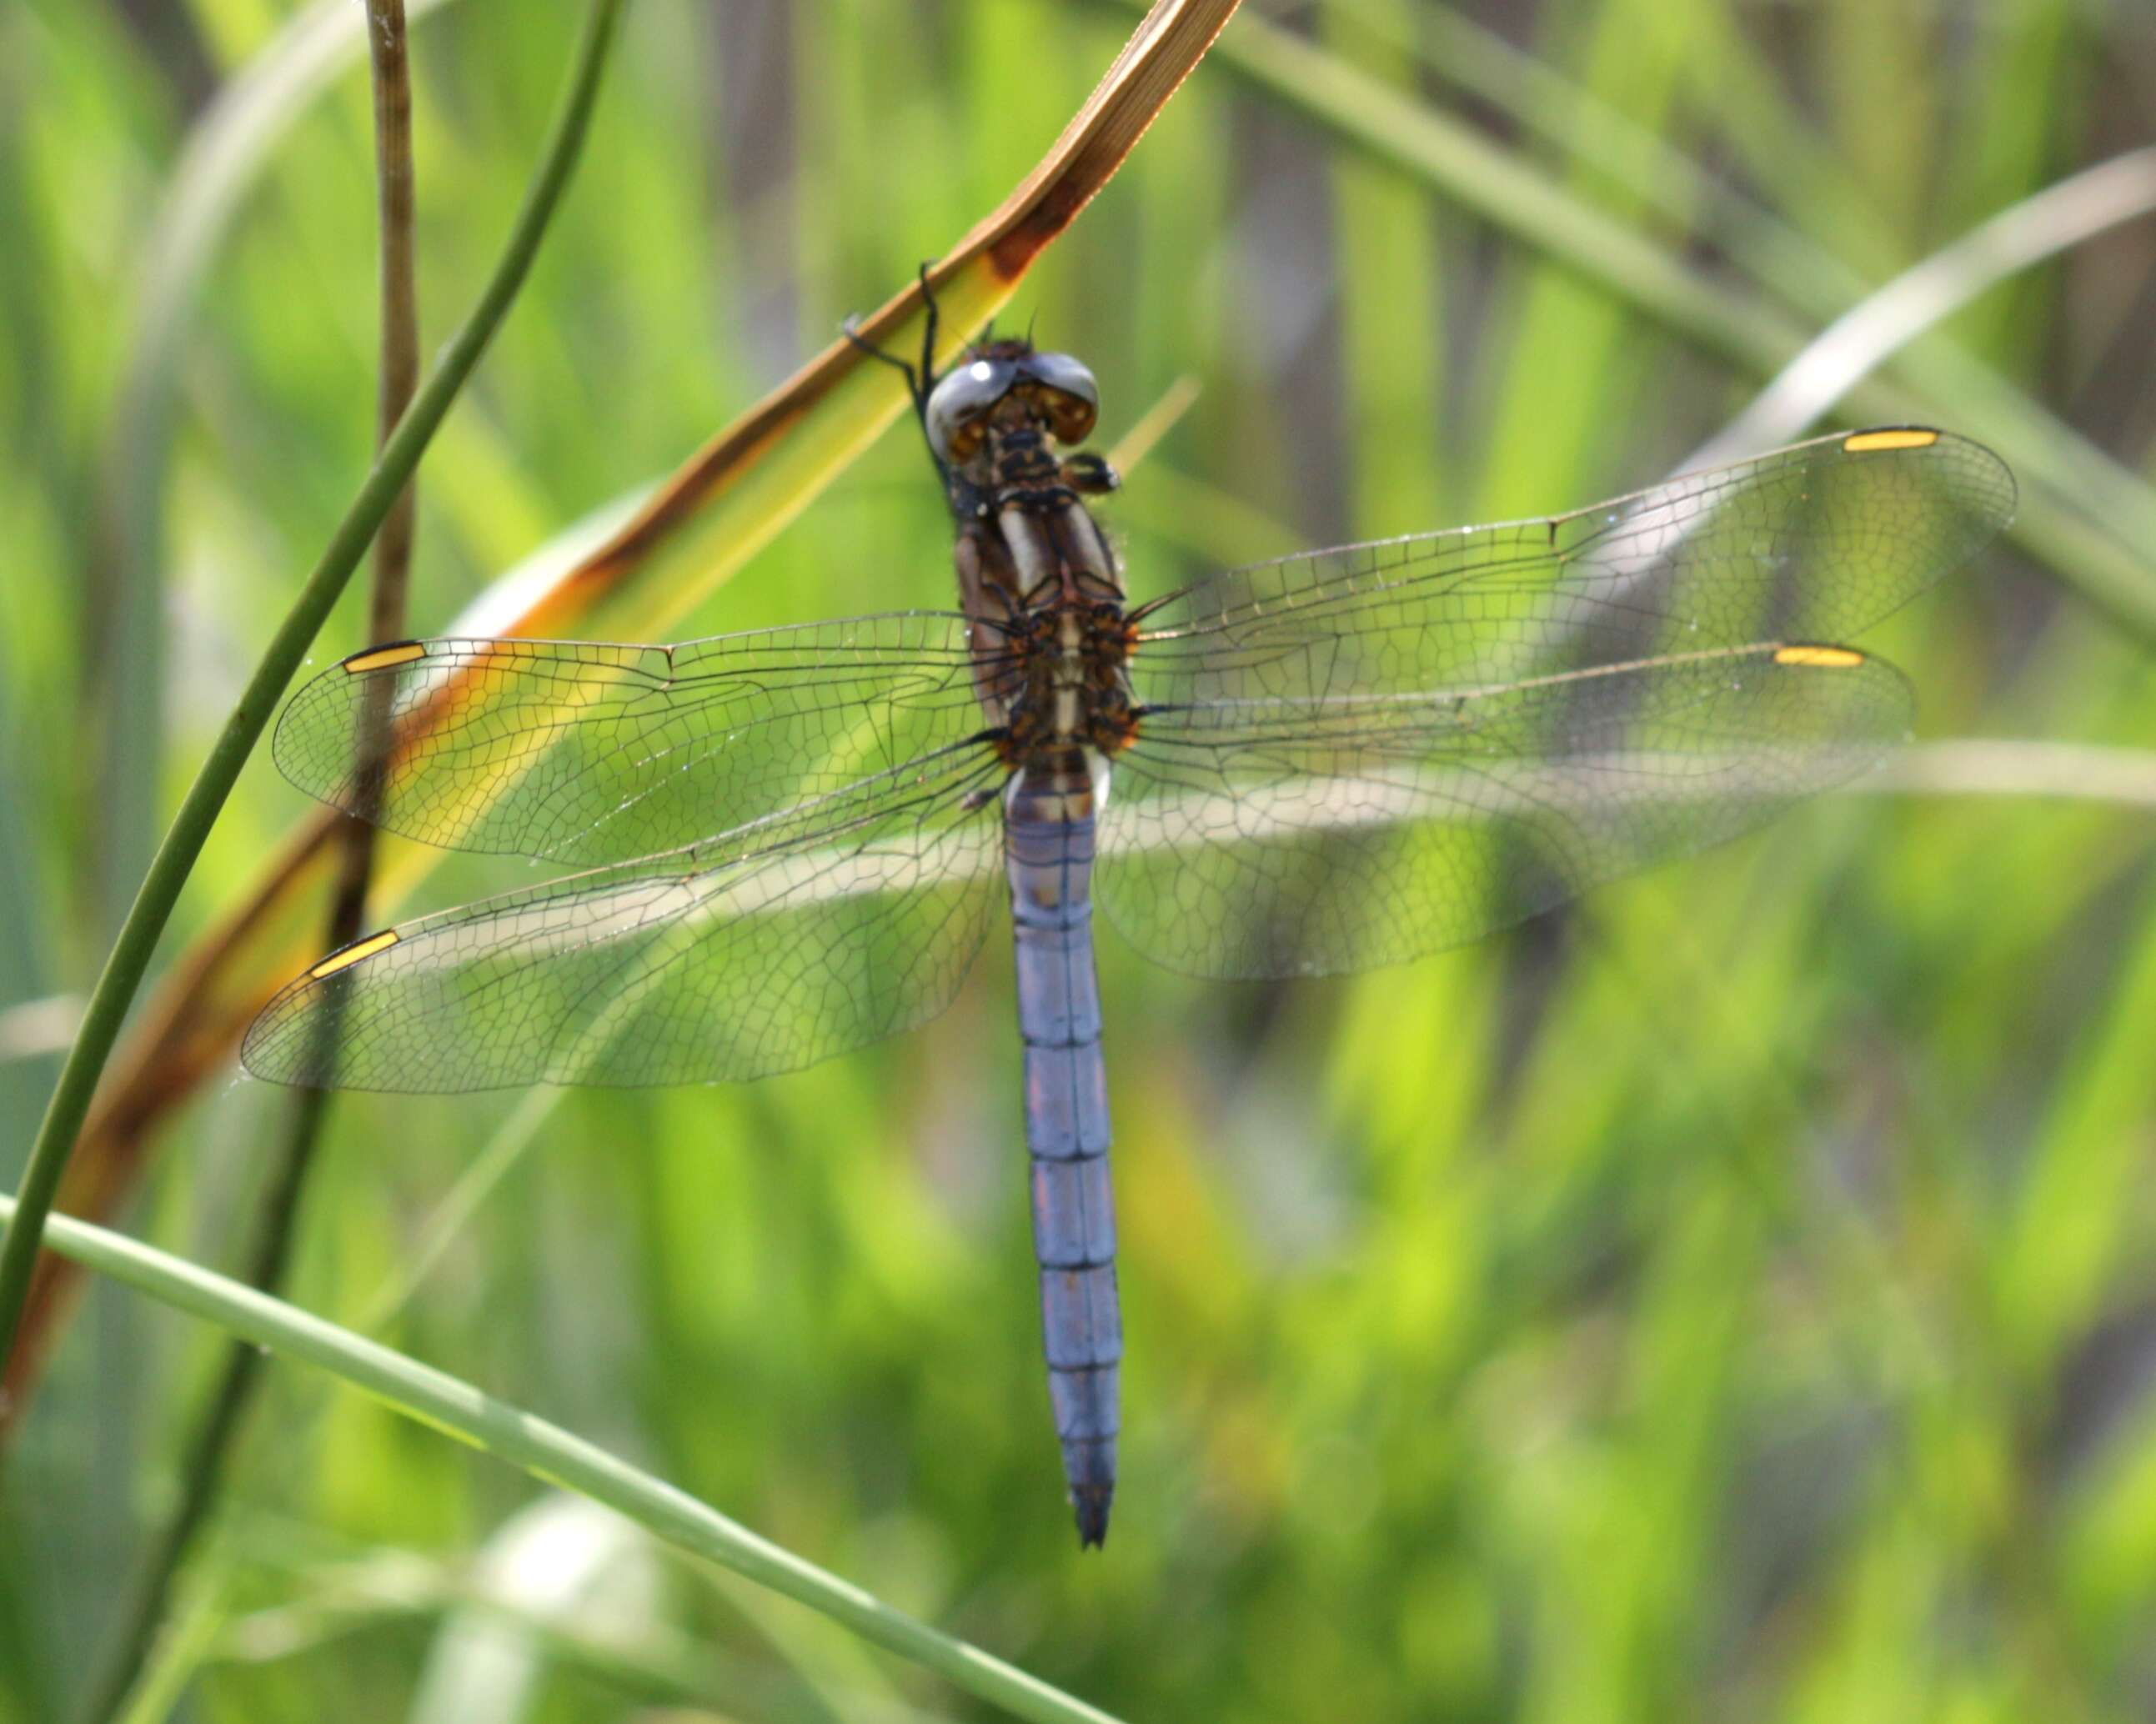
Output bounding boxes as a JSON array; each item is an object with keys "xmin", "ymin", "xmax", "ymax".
[
  {"xmin": 1097, "ymin": 644, "xmax": 1911, "ymax": 980},
  {"xmin": 274, "ymin": 613, "xmax": 992, "ymax": 865},
  {"xmin": 1128, "ymin": 430, "xmax": 2014, "ymax": 705},
  {"xmin": 242, "ymin": 744, "xmax": 1007, "ymax": 1090}
]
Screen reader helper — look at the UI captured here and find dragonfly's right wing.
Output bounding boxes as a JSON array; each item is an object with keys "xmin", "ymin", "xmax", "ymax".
[
  {"xmin": 275, "ymin": 613, "xmax": 997, "ymax": 865},
  {"xmin": 242, "ymin": 742, "xmax": 1006, "ymax": 1091}
]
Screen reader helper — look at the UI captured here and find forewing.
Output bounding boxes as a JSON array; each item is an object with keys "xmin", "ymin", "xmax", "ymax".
[
  {"xmin": 1097, "ymin": 644, "xmax": 1910, "ymax": 979},
  {"xmin": 241, "ymin": 744, "xmax": 1007, "ymax": 1091},
  {"xmin": 1128, "ymin": 430, "xmax": 2014, "ymax": 706},
  {"xmin": 274, "ymin": 614, "xmax": 995, "ymax": 865}
]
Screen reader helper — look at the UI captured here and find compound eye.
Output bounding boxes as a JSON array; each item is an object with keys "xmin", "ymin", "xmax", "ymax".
[
  {"xmin": 1019, "ymin": 351, "xmax": 1099, "ymax": 444},
  {"xmin": 925, "ymin": 358, "xmax": 1017, "ymax": 464}
]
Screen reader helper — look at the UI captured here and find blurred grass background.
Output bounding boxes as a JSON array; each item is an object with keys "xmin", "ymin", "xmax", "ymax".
[{"xmin": 4, "ymin": 0, "xmax": 2155, "ymax": 1719}]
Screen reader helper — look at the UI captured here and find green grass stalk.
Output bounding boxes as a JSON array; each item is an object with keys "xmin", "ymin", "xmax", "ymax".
[
  {"xmin": 1, "ymin": 1195, "xmax": 1126, "ymax": 1724},
  {"xmin": 0, "ymin": 0, "xmax": 625, "ymax": 1391},
  {"xmin": 77, "ymin": 5, "xmax": 429, "ymax": 1717}
]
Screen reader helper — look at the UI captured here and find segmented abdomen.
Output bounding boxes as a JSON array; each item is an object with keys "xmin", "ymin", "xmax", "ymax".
[{"xmin": 1006, "ymin": 805, "xmax": 1120, "ymax": 1547}]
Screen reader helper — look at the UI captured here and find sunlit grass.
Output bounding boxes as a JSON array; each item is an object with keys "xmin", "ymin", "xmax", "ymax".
[{"xmin": 4, "ymin": 0, "xmax": 2154, "ymax": 1720}]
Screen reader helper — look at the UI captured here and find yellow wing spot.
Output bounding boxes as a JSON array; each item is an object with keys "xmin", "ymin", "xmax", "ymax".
[
  {"xmin": 1773, "ymin": 645, "xmax": 1867, "ymax": 669},
  {"xmin": 308, "ymin": 929, "xmax": 400, "ymax": 980},
  {"xmin": 343, "ymin": 642, "xmax": 428, "ymax": 674},
  {"xmin": 1842, "ymin": 428, "xmax": 1939, "ymax": 454}
]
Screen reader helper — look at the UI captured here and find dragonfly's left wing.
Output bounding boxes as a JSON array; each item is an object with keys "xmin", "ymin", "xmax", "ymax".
[
  {"xmin": 1096, "ymin": 643, "xmax": 1909, "ymax": 979},
  {"xmin": 242, "ymin": 743, "xmax": 1006, "ymax": 1090},
  {"xmin": 274, "ymin": 613, "xmax": 995, "ymax": 866}
]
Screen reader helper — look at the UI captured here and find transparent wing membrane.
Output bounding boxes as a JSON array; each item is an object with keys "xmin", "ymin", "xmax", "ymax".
[
  {"xmin": 1102, "ymin": 431, "xmax": 2014, "ymax": 978},
  {"xmin": 242, "ymin": 749, "xmax": 1006, "ymax": 1091},
  {"xmin": 1099, "ymin": 644, "xmax": 1911, "ymax": 978},
  {"xmin": 248, "ymin": 428, "xmax": 2015, "ymax": 1086},
  {"xmin": 1128, "ymin": 430, "xmax": 2015, "ymax": 706},
  {"xmin": 273, "ymin": 614, "xmax": 995, "ymax": 866}
]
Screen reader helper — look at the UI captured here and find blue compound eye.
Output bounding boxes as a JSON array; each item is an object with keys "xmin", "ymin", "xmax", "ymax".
[
  {"xmin": 1015, "ymin": 351, "xmax": 1099, "ymax": 444},
  {"xmin": 925, "ymin": 356, "xmax": 1020, "ymax": 464}
]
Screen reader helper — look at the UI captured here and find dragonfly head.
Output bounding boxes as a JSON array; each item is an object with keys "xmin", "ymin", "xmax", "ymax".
[{"xmin": 925, "ymin": 341, "xmax": 1098, "ymax": 467}]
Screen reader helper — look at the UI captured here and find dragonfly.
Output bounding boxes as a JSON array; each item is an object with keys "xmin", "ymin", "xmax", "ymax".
[{"xmin": 243, "ymin": 309, "xmax": 2015, "ymax": 1546}]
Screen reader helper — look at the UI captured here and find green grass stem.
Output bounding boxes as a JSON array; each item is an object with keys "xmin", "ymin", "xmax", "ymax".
[
  {"xmin": 0, "ymin": 0, "xmax": 625, "ymax": 1386},
  {"xmin": 0, "ymin": 1195, "xmax": 1124, "ymax": 1724}
]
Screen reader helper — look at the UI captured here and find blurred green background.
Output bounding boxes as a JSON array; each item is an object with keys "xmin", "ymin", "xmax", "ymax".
[{"xmin": 5, "ymin": 0, "xmax": 2156, "ymax": 1719}]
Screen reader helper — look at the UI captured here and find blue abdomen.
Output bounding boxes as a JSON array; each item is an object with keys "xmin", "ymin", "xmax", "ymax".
[{"xmin": 1006, "ymin": 807, "xmax": 1120, "ymax": 1547}]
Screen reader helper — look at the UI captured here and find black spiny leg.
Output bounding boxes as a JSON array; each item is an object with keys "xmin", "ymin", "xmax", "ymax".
[
  {"xmin": 842, "ymin": 261, "xmax": 950, "ymax": 491},
  {"xmin": 915, "ymin": 259, "xmax": 941, "ymax": 402},
  {"xmin": 841, "ymin": 261, "xmax": 942, "ymax": 423}
]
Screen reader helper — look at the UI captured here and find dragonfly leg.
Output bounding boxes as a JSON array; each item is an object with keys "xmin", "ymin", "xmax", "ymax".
[
  {"xmin": 840, "ymin": 261, "xmax": 944, "ymax": 419},
  {"xmin": 914, "ymin": 258, "xmax": 940, "ymax": 396},
  {"xmin": 844, "ymin": 262, "xmax": 955, "ymax": 497},
  {"xmin": 1060, "ymin": 451, "xmax": 1120, "ymax": 496}
]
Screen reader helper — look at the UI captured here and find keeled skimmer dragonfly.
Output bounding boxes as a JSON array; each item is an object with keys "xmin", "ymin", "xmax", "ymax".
[{"xmin": 243, "ymin": 322, "xmax": 2014, "ymax": 1546}]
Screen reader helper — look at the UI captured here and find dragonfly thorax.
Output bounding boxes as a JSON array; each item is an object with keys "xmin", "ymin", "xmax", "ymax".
[{"xmin": 995, "ymin": 600, "xmax": 1141, "ymax": 765}]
